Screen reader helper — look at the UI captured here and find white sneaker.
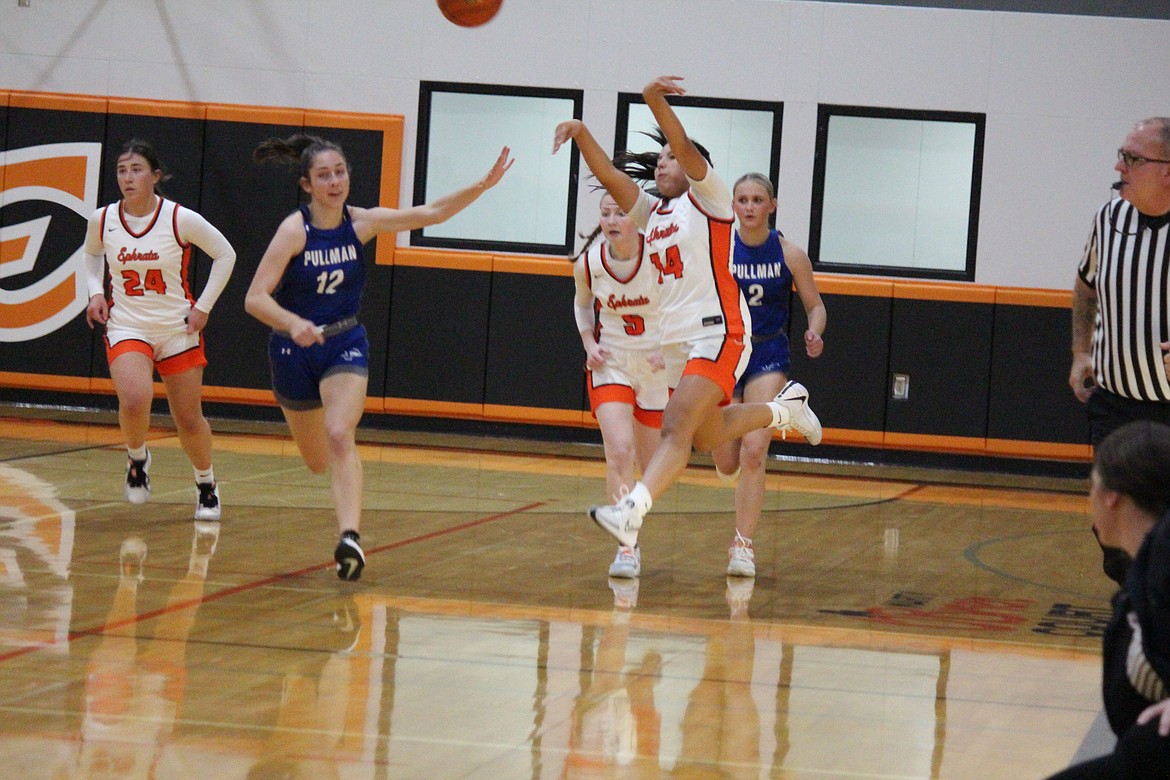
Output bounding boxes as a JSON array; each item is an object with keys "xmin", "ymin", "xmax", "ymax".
[
  {"xmin": 589, "ymin": 484, "xmax": 649, "ymax": 548},
  {"xmin": 773, "ymin": 380, "xmax": 822, "ymax": 445},
  {"xmin": 194, "ymin": 481, "xmax": 221, "ymax": 521},
  {"xmin": 727, "ymin": 535, "xmax": 756, "ymax": 577},
  {"xmin": 608, "ymin": 545, "xmax": 641, "ymax": 578},
  {"xmin": 124, "ymin": 451, "xmax": 151, "ymax": 504}
]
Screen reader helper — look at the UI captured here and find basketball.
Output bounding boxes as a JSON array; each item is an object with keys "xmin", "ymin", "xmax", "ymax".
[{"xmin": 437, "ymin": 0, "xmax": 503, "ymax": 27}]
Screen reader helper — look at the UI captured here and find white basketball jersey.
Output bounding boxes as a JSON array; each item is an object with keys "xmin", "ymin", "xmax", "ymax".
[
  {"xmin": 100, "ymin": 198, "xmax": 193, "ymax": 334},
  {"xmin": 632, "ymin": 170, "xmax": 749, "ymax": 344},
  {"xmin": 585, "ymin": 236, "xmax": 660, "ymax": 351}
]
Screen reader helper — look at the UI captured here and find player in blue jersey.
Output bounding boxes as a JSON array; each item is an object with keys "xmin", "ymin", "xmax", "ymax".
[
  {"xmin": 245, "ymin": 133, "xmax": 513, "ymax": 580},
  {"xmin": 712, "ymin": 173, "xmax": 826, "ymax": 578}
]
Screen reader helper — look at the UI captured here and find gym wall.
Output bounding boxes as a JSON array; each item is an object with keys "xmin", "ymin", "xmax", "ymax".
[{"xmin": 0, "ymin": 93, "xmax": 1088, "ymax": 468}]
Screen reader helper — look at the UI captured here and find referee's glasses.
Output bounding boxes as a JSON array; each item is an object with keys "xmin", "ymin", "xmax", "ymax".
[{"xmin": 1117, "ymin": 148, "xmax": 1170, "ymax": 168}]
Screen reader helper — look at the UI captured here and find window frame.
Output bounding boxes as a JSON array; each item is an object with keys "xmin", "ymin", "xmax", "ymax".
[
  {"xmin": 809, "ymin": 104, "xmax": 985, "ymax": 282},
  {"xmin": 412, "ymin": 81, "xmax": 584, "ymax": 255}
]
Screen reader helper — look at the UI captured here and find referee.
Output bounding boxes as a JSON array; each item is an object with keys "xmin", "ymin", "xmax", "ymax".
[{"xmin": 1070, "ymin": 116, "xmax": 1170, "ymax": 585}]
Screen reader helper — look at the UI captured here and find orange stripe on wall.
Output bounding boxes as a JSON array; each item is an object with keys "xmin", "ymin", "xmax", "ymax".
[
  {"xmin": 814, "ymin": 275, "xmax": 895, "ymax": 298},
  {"xmin": 817, "ymin": 427, "xmax": 886, "ymax": 447},
  {"xmin": 884, "ymin": 431, "xmax": 987, "ymax": 454},
  {"xmin": 384, "ymin": 397, "xmax": 485, "ymax": 419},
  {"xmin": 8, "ymin": 91, "xmax": 107, "ymax": 113},
  {"xmin": 201, "ymin": 386, "xmax": 277, "ymax": 406},
  {"xmin": 893, "ymin": 282, "xmax": 996, "ymax": 304},
  {"xmin": 483, "ymin": 404, "xmax": 587, "ymax": 427},
  {"xmin": 377, "ymin": 121, "xmax": 403, "ymax": 266},
  {"xmin": 0, "ymin": 372, "xmax": 90, "ymax": 393},
  {"xmin": 205, "ymin": 103, "xmax": 305, "ymax": 126},
  {"xmin": 107, "ymin": 98, "xmax": 206, "ymax": 120},
  {"xmin": 493, "ymin": 255, "xmax": 572, "ymax": 277},
  {"xmin": 995, "ymin": 286, "xmax": 1072, "ymax": 308},
  {"xmin": 985, "ymin": 438, "xmax": 1090, "ymax": 461},
  {"xmin": 393, "ymin": 248, "xmax": 492, "ymax": 272}
]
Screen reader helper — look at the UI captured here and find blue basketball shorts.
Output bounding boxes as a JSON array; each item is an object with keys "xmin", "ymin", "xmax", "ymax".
[
  {"xmin": 268, "ymin": 324, "xmax": 369, "ymax": 410},
  {"xmin": 735, "ymin": 332, "xmax": 790, "ymax": 395}
]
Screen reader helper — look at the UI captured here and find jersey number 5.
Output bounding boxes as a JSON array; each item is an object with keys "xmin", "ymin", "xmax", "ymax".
[
  {"xmin": 650, "ymin": 246, "xmax": 683, "ymax": 284},
  {"xmin": 621, "ymin": 314, "xmax": 646, "ymax": 337},
  {"xmin": 121, "ymin": 269, "xmax": 167, "ymax": 296}
]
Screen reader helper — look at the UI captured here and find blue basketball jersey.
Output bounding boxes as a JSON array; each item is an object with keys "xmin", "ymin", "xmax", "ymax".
[
  {"xmin": 274, "ymin": 205, "xmax": 366, "ymax": 325},
  {"xmin": 731, "ymin": 230, "xmax": 792, "ymax": 339}
]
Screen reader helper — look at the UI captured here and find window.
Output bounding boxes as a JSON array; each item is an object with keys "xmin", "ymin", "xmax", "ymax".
[
  {"xmin": 810, "ymin": 106, "xmax": 984, "ymax": 281},
  {"xmin": 615, "ymin": 93, "xmax": 783, "ymax": 202},
  {"xmin": 413, "ymin": 82, "xmax": 583, "ymax": 254}
]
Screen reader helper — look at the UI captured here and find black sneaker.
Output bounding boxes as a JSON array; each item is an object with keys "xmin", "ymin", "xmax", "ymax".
[
  {"xmin": 334, "ymin": 531, "xmax": 365, "ymax": 581},
  {"xmin": 124, "ymin": 451, "xmax": 151, "ymax": 505},
  {"xmin": 195, "ymin": 481, "xmax": 221, "ymax": 521}
]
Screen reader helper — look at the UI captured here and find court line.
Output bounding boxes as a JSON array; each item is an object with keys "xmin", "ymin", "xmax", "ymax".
[
  {"xmin": 0, "ymin": 500, "xmax": 546, "ymax": 666},
  {"xmin": 963, "ymin": 530, "xmax": 1107, "ymax": 600}
]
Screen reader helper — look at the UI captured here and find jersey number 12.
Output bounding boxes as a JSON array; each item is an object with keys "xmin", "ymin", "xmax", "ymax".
[{"xmin": 315, "ymin": 270, "xmax": 344, "ymax": 295}]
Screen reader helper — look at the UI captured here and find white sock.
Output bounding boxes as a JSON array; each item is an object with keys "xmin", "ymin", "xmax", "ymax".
[
  {"xmin": 128, "ymin": 445, "xmax": 148, "ymax": 462},
  {"xmin": 766, "ymin": 401, "xmax": 790, "ymax": 428},
  {"xmin": 195, "ymin": 465, "xmax": 215, "ymax": 485},
  {"xmin": 630, "ymin": 481, "xmax": 652, "ymax": 511}
]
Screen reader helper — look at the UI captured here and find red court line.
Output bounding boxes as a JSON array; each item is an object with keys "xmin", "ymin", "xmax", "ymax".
[{"xmin": 0, "ymin": 501, "xmax": 546, "ymax": 665}]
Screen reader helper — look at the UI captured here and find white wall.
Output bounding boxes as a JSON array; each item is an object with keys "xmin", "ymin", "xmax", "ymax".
[{"xmin": 1, "ymin": 0, "xmax": 1167, "ymax": 290}]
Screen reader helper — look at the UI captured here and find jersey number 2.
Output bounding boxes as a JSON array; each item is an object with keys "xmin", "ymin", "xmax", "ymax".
[{"xmin": 121, "ymin": 269, "xmax": 167, "ymax": 296}]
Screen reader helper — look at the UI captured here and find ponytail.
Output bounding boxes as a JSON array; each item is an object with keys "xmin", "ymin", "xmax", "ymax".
[{"xmin": 254, "ymin": 133, "xmax": 347, "ymax": 179}]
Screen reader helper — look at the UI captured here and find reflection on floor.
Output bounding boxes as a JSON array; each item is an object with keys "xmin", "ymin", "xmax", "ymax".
[{"xmin": 0, "ymin": 415, "xmax": 1109, "ymax": 778}]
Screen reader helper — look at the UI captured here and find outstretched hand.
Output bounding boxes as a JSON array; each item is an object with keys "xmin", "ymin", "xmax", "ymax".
[
  {"xmin": 643, "ymin": 75, "xmax": 687, "ymax": 101},
  {"xmin": 552, "ymin": 120, "xmax": 584, "ymax": 155},
  {"xmin": 481, "ymin": 146, "xmax": 514, "ymax": 189}
]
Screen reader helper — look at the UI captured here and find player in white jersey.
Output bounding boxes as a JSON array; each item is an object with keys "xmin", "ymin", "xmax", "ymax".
[
  {"xmin": 573, "ymin": 193, "xmax": 666, "ymax": 578},
  {"xmin": 84, "ymin": 140, "xmax": 236, "ymax": 521},
  {"xmin": 554, "ymin": 75, "xmax": 822, "ymax": 556}
]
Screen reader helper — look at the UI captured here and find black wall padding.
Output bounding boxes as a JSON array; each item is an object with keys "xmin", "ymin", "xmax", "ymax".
[
  {"xmin": 989, "ymin": 304, "xmax": 1090, "ymax": 445},
  {"xmin": 385, "ymin": 266, "xmax": 491, "ymax": 404},
  {"xmin": 788, "ymin": 292, "xmax": 893, "ymax": 435},
  {"xmin": 886, "ymin": 298, "xmax": 993, "ymax": 438},
  {"xmin": 484, "ymin": 273, "xmax": 582, "ymax": 411}
]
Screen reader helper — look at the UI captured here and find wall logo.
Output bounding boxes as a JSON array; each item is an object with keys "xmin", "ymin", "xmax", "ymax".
[{"xmin": 0, "ymin": 142, "xmax": 101, "ymax": 342}]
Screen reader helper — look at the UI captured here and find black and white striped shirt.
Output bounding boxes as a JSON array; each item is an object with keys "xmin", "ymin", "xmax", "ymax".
[{"xmin": 1079, "ymin": 198, "xmax": 1170, "ymax": 402}]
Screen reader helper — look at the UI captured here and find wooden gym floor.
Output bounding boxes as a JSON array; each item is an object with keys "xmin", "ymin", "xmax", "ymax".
[{"xmin": 0, "ymin": 411, "xmax": 1112, "ymax": 778}]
